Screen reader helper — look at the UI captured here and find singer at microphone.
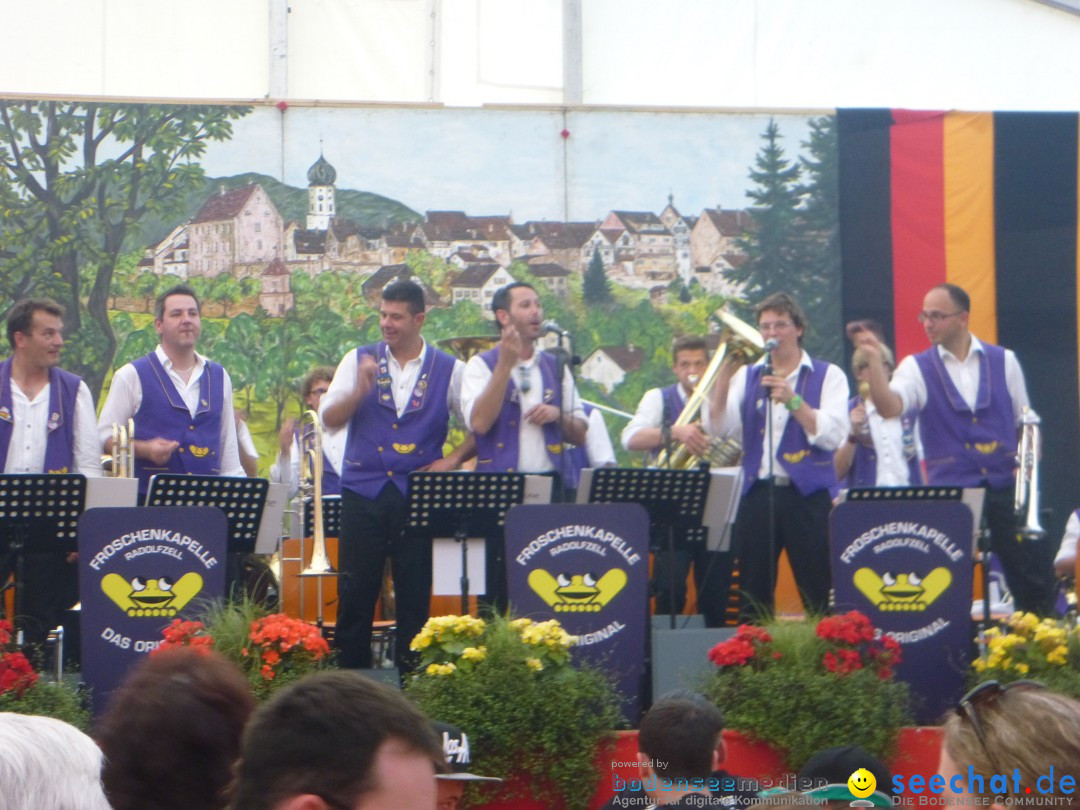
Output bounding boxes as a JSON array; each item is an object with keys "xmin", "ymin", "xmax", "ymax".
[{"xmin": 706, "ymin": 292, "xmax": 850, "ymax": 621}]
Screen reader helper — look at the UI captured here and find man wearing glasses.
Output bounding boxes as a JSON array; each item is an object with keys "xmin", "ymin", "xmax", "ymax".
[
  {"xmin": 856, "ymin": 283, "xmax": 1056, "ymax": 615},
  {"xmin": 710, "ymin": 292, "xmax": 850, "ymax": 619},
  {"xmin": 270, "ymin": 366, "xmax": 343, "ymax": 497}
]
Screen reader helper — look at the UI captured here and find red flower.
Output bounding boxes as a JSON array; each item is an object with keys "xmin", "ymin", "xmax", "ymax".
[
  {"xmin": 0, "ymin": 651, "xmax": 39, "ymax": 697},
  {"xmin": 708, "ymin": 637, "xmax": 757, "ymax": 667},
  {"xmin": 816, "ymin": 611, "xmax": 875, "ymax": 645}
]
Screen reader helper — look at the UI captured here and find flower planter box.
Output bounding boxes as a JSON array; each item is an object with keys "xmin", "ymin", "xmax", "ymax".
[{"xmin": 472, "ymin": 726, "xmax": 943, "ymax": 810}]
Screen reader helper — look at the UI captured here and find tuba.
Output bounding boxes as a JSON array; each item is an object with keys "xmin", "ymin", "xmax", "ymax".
[
  {"xmin": 298, "ymin": 409, "xmax": 336, "ymax": 578},
  {"xmin": 1014, "ymin": 406, "xmax": 1045, "ymax": 539},
  {"xmin": 655, "ymin": 310, "xmax": 765, "ymax": 469}
]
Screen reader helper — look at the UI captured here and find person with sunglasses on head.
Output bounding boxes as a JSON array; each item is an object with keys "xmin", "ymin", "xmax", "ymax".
[
  {"xmin": 940, "ymin": 680, "xmax": 1080, "ymax": 807},
  {"xmin": 855, "ymin": 283, "xmax": 1056, "ymax": 616},
  {"xmin": 710, "ymin": 292, "xmax": 850, "ymax": 620}
]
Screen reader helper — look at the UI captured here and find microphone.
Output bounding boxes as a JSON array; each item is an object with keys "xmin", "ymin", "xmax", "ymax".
[
  {"xmin": 762, "ymin": 338, "xmax": 779, "ymax": 375},
  {"xmin": 541, "ymin": 320, "xmax": 569, "ymax": 336}
]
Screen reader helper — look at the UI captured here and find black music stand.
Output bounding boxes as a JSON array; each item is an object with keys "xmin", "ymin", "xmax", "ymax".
[
  {"xmin": 145, "ymin": 475, "xmax": 268, "ymax": 594},
  {"xmin": 0, "ymin": 474, "xmax": 85, "ymax": 645},
  {"xmin": 586, "ymin": 467, "xmax": 711, "ymax": 630},
  {"xmin": 406, "ymin": 472, "xmax": 527, "ymax": 615}
]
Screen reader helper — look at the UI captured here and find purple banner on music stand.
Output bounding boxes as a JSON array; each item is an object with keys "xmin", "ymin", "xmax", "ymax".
[
  {"xmin": 505, "ymin": 503, "xmax": 649, "ymax": 723},
  {"xmin": 78, "ymin": 506, "xmax": 227, "ymax": 713},
  {"xmin": 830, "ymin": 498, "xmax": 974, "ymax": 724}
]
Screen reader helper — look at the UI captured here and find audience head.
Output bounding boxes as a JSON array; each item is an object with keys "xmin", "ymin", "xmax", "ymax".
[
  {"xmin": 798, "ymin": 744, "xmax": 893, "ymax": 807},
  {"xmin": 433, "ymin": 720, "xmax": 501, "ymax": 810},
  {"xmin": 0, "ymin": 712, "xmax": 111, "ymax": 810},
  {"xmin": 231, "ymin": 670, "xmax": 443, "ymax": 810},
  {"xmin": 941, "ymin": 681, "xmax": 1080, "ymax": 806},
  {"xmin": 637, "ymin": 689, "xmax": 725, "ymax": 783},
  {"xmin": 96, "ymin": 646, "xmax": 256, "ymax": 810}
]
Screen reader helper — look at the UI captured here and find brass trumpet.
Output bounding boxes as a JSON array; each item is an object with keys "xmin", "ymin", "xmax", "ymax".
[
  {"xmin": 1014, "ymin": 406, "xmax": 1045, "ymax": 539},
  {"xmin": 299, "ymin": 409, "xmax": 336, "ymax": 578},
  {"xmin": 655, "ymin": 310, "xmax": 765, "ymax": 469}
]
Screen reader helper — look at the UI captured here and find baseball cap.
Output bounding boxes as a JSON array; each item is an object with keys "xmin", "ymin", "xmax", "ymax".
[{"xmin": 433, "ymin": 721, "xmax": 502, "ymax": 783}]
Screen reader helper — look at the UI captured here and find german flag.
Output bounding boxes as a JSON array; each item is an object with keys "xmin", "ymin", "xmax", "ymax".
[{"xmin": 838, "ymin": 109, "xmax": 1080, "ymax": 543}]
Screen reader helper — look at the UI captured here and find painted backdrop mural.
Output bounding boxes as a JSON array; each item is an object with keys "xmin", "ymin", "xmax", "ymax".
[{"xmin": 0, "ymin": 101, "xmax": 841, "ymax": 468}]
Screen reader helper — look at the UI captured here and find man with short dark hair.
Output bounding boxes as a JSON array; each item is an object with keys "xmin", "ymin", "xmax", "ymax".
[
  {"xmin": 603, "ymin": 690, "xmax": 758, "ymax": 809},
  {"xmin": 98, "ymin": 284, "xmax": 244, "ymax": 493},
  {"xmin": 231, "ymin": 670, "xmax": 444, "ymax": 810},
  {"xmin": 321, "ymin": 280, "xmax": 473, "ymax": 670},
  {"xmin": 1, "ymin": 298, "xmax": 102, "ymax": 647},
  {"xmin": 857, "ymin": 282, "xmax": 1056, "ymax": 615},
  {"xmin": 622, "ymin": 334, "xmax": 732, "ymax": 626}
]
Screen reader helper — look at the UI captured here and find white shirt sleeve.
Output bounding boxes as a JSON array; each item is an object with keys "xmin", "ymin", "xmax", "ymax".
[
  {"xmin": 889, "ymin": 354, "xmax": 926, "ymax": 416},
  {"xmin": 562, "ymin": 365, "xmax": 586, "ymax": 423},
  {"xmin": 621, "ymin": 388, "xmax": 663, "ymax": 450},
  {"xmin": 1055, "ymin": 511, "xmax": 1079, "ymax": 566},
  {"xmin": 217, "ymin": 372, "xmax": 244, "ymax": 477},
  {"xmin": 73, "ymin": 381, "xmax": 104, "ymax": 477},
  {"xmin": 585, "ymin": 408, "xmax": 617, "ymax": 467},
  {"xmin": 448, "ymin": 358, "xmax": 467, "ymax": 425},
  {"xmin": 808, "ymin": 363, "xmax": 852, "ymax": 451},
  {"xmin": 1003, "ymin": 349, "xmax": 1030, "ymax": 423},
  {"xmin": 460, "ymin": 355, "xmax": 492, "ymax": 431},
  {"xmin": 268, "ymin": 436, "xmax": 301, "ymax": 496},
  {"xmin": 711, "ymin": 365, "xmax": 748, "ymax": 442},
  {"xmin": 318, "ymin": 349, "xmax": 359, "ymax": 428},
  {"xmin": 97, "ymin": 363, "xmax": 140, "ymax": 445}
]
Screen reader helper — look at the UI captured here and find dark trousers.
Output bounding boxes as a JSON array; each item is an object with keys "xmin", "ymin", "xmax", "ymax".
[
  {"xmin": 983, "ymin": 486, "xmax": 1057, "ymax": 616},
  {"xmin": 733, "ymin": 481, "xmax": 832, "ymax": 621},
  {"xmin": 337, "ymin": 485, "xmax": 432, "ymax": 672},
  {"xmin": 651, "ymin": 538, "xmax": 734, "ymax": 627}
]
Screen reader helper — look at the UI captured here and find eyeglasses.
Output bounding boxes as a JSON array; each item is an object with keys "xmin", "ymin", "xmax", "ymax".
[
  {"xmin": 955, "ymin": 680, "xmax": 1045, "ymax": 778},
  {"xmin": 917, "ymin": 310, "xmax": 963, "ymax": 324},
  {"xmin": 758, "ymin": 320, "xmax": 793, "ymax": 333}
]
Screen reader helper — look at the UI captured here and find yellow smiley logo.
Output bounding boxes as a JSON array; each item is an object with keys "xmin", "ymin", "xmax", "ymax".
[{"xmin": 848, "ymin": 768, "xmax": 876, "ymax": 799}]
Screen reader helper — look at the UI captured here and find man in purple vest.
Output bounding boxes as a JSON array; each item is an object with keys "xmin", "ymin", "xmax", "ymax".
[
  {"xmin": 461, "ymin": 282, "xmax": 586, "ymax": 607},
  {"xmin": 270, "ymin": 366, "xmax": 343, "ymax": 497},
  {"xmin": 321, "ymin": 280, "xmax": 473, "ymax": 671},
  {"xmin": 710, "ymin": 292, "xmax": 850, "ymax": 620},
  {"xmin": 834, "ymin": 341, "xmax": 923, "ymax": 489},
  {"xmin": 99, "ymin": 285, "xmax": 244, "ymax": 494},
  {"xmin": 1, "ymin": 298, "xmax": 102, "ymax": 647},
  {"xmin": 857, "ymin": 283, "xmax": 1056, "ymax": 615},
  {"xmin": 621, "ymin": 335, "xmax": 733, "ymax": 627}
]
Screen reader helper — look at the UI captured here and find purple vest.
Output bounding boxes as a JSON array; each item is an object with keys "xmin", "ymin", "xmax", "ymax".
[
  {"xmin": 914, "ymin": 344, "xmax": 1016, "ymax": 488},
  {"xmin": 132, "ymin": 352, "xmax": 226, "ymax": 490},
  {"xmin": 647, "ymin": 383, "xmax": 687, "ymax": 463},
  {"xmin": 564, "ymin": 403, "xmax": 599, "ymax": 491},
  {"xmin": 340, "ymin": 343, "xmax": 456, "ymax": 499},
  {"xmin": 740, "ymin": 359, "xmax": 838, "ymax": 496},
  {"xmin": 0, "ymin": 358, "xmax": 81, "ymax": 473},
  {"xmin": 844, "ymin": 396, "xmax": 922, "ymax": 488},
  {"xmin": 475, "ymin": 347, "xmax": 563, "ymax": 472}
]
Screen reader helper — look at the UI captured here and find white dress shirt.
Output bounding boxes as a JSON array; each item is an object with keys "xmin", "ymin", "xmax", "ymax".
[
  {"xmin": 461, "ymin": 349, "xmax": 586, "ymax": 473},
  {"xmin": 97, "ymin": 345, "xmax": 244, "ymax": 476},
  {"xmin": 862, "ymin": 399, "xmax": 920, "ymax": 487},
  {"xmin": 713, "ymin": 351, "xmax": 850, "ymax": 480},
  {"xmin": 889, "ymin": 335, "xmax": 1029, "ymax": 423},
  {"xmin": 3, "ymin": 377, "xmax": 102, "ymax": 476},
  {"xmin": 319, "ymin": 339, "xmax": 466, "ymax": 433}
]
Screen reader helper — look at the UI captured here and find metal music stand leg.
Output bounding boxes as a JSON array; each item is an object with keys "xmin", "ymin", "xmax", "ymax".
[{"xmin": 456, "ymin": 525, "xmax": 470, "ymax": 616}]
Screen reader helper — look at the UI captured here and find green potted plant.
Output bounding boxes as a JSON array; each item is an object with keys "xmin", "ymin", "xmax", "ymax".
[
  {"xmin": 0, "ymin": 619, "xmax": 89, "ymax": 730},
  {"xmin": 405, "ymin": 614, "xmax": 623, "ymax": 810},
  {"xmin": 155, "ymin": 597, "xmax": 333, "ymax": 699},
  {"xmin": 703, "ymin": 610, "xmax": 911, "ymax": 768},
  {"xmin": 971, "ymin": 611, "xmax": 1080, "ymax": 697}
]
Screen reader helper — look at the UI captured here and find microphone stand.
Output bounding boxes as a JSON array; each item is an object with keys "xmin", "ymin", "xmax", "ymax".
[{"xmin": 763, "ymin": 349, "xmax": 777, "ymax": 620}]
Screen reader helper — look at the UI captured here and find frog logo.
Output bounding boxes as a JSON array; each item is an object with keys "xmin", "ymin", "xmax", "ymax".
[
  {"xmin": 392, "ymin": 443, "xmax": 416, "ymax": 454},
  {"xmin": 974, "ymin": 441, "xmax": 1000, "ymax": 455},
  {"xmin": 853, "ymin": 567, "xmax": 951, "ymax": 611},
  {"xmin": 527, "ymin": 569, "xmax": 627, "ymax": 612},
  {"xmin": 188, "ymin": 445, "xmax": 210, "ymax": 458},
  {"xmin": 782, "ymin": 448, "xmax": 810, "ymax": 464},
  {"xmin": 101, "ymin": 573, "xmax": 203, "ymax": 617}
]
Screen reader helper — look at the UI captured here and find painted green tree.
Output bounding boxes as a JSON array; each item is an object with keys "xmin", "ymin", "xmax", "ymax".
[
  {"xmin": 0, "ymin": 100, "xmax": 251, "ymax": 396},
  {"xmin": 730, "ymin": 119, "xmax": 804, "ymax": 309},
  {"xmin": 582, "ymin": 248, "xmax": 613, "ymax": 306}
]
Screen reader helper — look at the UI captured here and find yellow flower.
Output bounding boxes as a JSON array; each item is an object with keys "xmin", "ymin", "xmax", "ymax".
[
  {"xmin": 426, "ymin": 662, "xmax": 457, "ymax": 676},
  {"xmin": 1046, "ymin": 645, "xmax": 1069, "ymax": 666},
  {"xmin": 410, "ymin": 630, "xmax": 433, "ymax": 651},
  {"xmin": 1013, "ymin": 662, "xmax": 1030, "ymax": 675},
  {"xmin": 462, "ymin": 646, "xmax": 487, "ymax": 662},
  {"xmin": 525, "ymin": 657, "xmax": 544, "ymax": 672}
]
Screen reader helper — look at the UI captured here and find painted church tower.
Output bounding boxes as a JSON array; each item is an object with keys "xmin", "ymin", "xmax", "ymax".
[{"xmin": 306, "ymin": 152, "xmax": 337, "ymax": 231}]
